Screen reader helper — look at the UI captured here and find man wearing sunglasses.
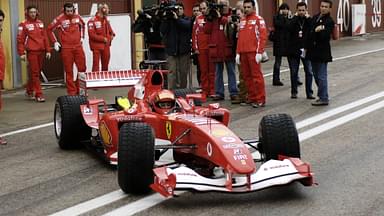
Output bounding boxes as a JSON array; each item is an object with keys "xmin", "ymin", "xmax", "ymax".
[{"xmin": 47, "ymin": 2, "xmax": 86, "ymax": 95}]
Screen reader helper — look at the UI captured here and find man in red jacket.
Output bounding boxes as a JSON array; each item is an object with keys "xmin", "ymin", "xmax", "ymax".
[
  {"xmin": 17, "ymin": 5, "xmax": 51, "ymax": 102},
  {"xmin": 47, "ymin": 2, "xmax": 86, "ymax": 95},
  {"xmin": 236, "ymin": 0, "xmax": 267, "ymax": 108},
  {"xmin": 88, "ymin": 3, "xmax": 115, "ymax": 72},
  {"xmin": 192, "ymin": 1, "xmax": 215, "ymax": 97},
  {"xmin": 0, "ymin": 9, "xmax": 7, "ymax": 145}
]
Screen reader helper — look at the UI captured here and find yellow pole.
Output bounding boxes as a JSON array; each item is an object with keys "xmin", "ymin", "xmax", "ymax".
[
  {"xmin": 18, "ymin": 0, "xmax": 27, "ymax": 88},
  {"xmin": 134, "ymin": 0, "xmax": 144, "ymax": 69},
  {"xmin": 0, "ymin": 0, "xmax": 12, "ymax": 89}
]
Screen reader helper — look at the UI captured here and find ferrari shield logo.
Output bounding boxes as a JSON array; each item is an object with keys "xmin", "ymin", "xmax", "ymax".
[{"xmin": 166, "ymin": 121, "xmax": 172, "ymax": 139}]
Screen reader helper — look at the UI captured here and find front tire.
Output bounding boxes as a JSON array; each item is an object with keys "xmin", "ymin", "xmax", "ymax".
[
  {"xmin": 54, "ymin": 95, "xmax": 91, "ymax": 149},
  {"xmin": 118, "ymin": 122, "xmax": 155, "ymax": 194},
  {"xmin": 259, "ymin": 114, "xmax": 300, "ymax": 160}
]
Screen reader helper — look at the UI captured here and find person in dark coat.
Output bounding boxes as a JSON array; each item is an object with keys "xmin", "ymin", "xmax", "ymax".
[
  {"xmin": 272, "ymin": 3, "xmax": 291, "ymax": 86},
  {"xmin": 160, "ymin": 2, "xmax": 192, "ymax": 89},
  {"xmin": 133, "ymin": 7, "xmax": 166, "ymax": 61},
  {"xmin": 287, "ymin": 1, "xmax": 314, "ymax": 99},
  {"xmin": 305, "ymin": 0, "xmax": 334, "ymax": 106}
]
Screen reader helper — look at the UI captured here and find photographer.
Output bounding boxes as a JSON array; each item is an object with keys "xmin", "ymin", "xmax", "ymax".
[
  {"xmin": 160, "ymin": 2, "xmax": 192, "ymax": 89},
  {"xmin": 204, "ymin": 0, "xmax": 240, "ymax": 103},
  {"xmin": 133, "ymin": 5, "xmax": 166, "ymax": 61}
]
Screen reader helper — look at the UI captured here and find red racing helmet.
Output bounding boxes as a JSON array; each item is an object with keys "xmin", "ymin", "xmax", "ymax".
[{"xmin": 151, "ymin": 90, "xmax": 176, "ymax": 114}]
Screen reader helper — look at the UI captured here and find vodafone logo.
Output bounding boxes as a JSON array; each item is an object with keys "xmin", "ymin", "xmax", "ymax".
[{"xmin": 221, "ymin": 136, "xmax": 236, "ymax": 143}]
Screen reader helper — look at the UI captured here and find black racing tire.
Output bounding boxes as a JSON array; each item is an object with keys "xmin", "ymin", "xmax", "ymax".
[
  {"xmin": 118, "ymin": 122, "xmax": 155, "ymax": 194},
  {"xmin": 54, "ymin": 95, "xmax": 91, "ymax": 149},
  {"xmin": 258, "ymin": 114, "xmax": 300, "ymax": 160},
  {"xmin": 174, "ymin": 88, "xmax": 202, "ymax": 106}
]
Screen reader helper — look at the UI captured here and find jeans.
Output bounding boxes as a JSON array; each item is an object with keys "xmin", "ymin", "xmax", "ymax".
[
  {"xmin": 215, "ymin": 60, "xmax": 238, "ymax": 97},
  {"xmin": 288, "ymin": 56, "xmax": 313, "ymax": 96},
  {"xmin": 311, "ymin": 61, "xmax": 329, "ymax": 101}
]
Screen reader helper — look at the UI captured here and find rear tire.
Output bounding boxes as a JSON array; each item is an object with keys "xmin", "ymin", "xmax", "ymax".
[
  {"xmin": 174, "ymin": 88, "xmax": 202, "ymax": 106},
  {"xmin": 259, "ymin": 114, "xmax": 300, "ymax": 160},
  {"xmin": 54, "ymin": 95, "xmax": 91, "ymax": 149},
  {"xmin": 118, "ymin": 122, "xmax": 155, "ymax": 194}
]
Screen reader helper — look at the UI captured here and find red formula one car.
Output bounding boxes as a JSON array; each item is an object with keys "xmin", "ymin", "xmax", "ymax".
[{"xmin": 54, "ymin": 69, "xmax": 313, "ymax": 197}]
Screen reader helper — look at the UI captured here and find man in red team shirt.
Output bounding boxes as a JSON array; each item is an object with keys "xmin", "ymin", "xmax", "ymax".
[
  {"xmin": 0, "ymin": 9, "xmax": 6, "ymax": 145},
  {"xmin": 236, "ymin": 0, "xmax": 267, "ymax": 108},
  {"xmin": 88, "ymin": 3, "xmax": 115, "ymax": 72},
  {"xmin": 17, "ymin": 5, "xmax": 51, "ymax": 102},
  {"xmin": 47, "ymin": 2, "xmax": 86, "ymax": 95},
  {"xmin": 192, "ymin": 1, "xmax": 215, "ymax": 97}
]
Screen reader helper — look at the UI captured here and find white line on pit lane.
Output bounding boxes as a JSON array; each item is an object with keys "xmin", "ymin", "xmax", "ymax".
[
  {"xmin": 0, "ymin": 122, "xmax": 53, "ymax": 137},
  {"xmin": 101, "ymin": 99, "xmax": 384, "ymax": 216}
]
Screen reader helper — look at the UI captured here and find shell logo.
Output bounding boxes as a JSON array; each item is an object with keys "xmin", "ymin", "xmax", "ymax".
[{"xmin": 99, "ymin": 121, "xmax": 112, "ymax": 146}]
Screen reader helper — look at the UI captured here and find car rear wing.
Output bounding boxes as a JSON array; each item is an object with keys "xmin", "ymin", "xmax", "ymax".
[{"xmin": 78, "ymin": 70, "xmax": 166, "ymax": 96}]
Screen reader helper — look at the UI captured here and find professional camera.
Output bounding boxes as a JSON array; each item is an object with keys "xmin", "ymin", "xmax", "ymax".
[
  {"xmin": 230, "ymin": 8, "xmax": 240, "ymax": 23},
  {"xmin": 137, "ymin": 5, "xmax": 158, "ymax": 19},
  {"xmin": 206, "ymin": 2, "xmax": 225, "ymax": 21},
  {"xmin": 159, "ymin": 2, "xmax": 180, "ymax": 19}
]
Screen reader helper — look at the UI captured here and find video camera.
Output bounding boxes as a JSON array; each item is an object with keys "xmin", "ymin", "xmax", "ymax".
[
  {"xmin": 230, "ymin": 8, "xmax": 240, "ymax": 23},
  {"xmin": 158, "ymin": 1, "xmax": 180, "ymax": 19},
  {"xmin": 137, "ymin": 5, "xmax": 158, "ymax": 19}
]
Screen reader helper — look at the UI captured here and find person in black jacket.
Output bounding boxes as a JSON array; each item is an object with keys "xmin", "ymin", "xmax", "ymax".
[
  {"xmin": 160, "ymin": 2, "xmax": 192, "ymax": 89},
  {"xmin": 272, "ymin": 3, "xmax": 291, "ymax": 86},
  {"xmin": 287, "ymin": 2, "xmax": 314, "ymax": 99},
  {"xmin": 133, "ymin": 7, "xmax": 166, "ymax": 61},
  {"xmin": 306, "ymin": 0, "xmax": 334, "ymax": 106}
]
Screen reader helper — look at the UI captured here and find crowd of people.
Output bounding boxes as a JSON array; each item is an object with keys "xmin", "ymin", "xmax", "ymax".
[
  {"xmin": 271, "ymin": 0, "xmax": 334, "ymax": 106},
  {"xmin": 134, "ymin": 0, "xmax": 334, "ymax": 107},
  {"xmin": 17, "ymin": 2, "xmax": 115, "ymax": 101}
]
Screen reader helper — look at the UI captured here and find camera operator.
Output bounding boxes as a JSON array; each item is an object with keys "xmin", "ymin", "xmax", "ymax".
[
  {"xmin": 204, "ymin": 0, "xmax": 240, "ymax": 103},
  {"xmin": 192, "ymin": 1, "xmax": 215, "ymax": 97},
  {"xmin": 160, "ymin": 2, "xmax": 192, "ymax": 89},
  {"xmin": 133, "ymin": 5, "xmax": 166, "ymax": 61}
]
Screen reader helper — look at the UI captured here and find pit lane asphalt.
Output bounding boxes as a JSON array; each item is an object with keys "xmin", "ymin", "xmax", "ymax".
[{"xmin": 1, "ymin": 32, "xmax": 384, "ymax": 215}]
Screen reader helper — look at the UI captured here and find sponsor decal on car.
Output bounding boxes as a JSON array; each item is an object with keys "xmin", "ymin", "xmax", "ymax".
[
  {"xmin": 221, "ymin": 136, "xmax": 236, "ymax": 143},
  {"xmin": 99, "ymin": 121, "xmax": 112, "ymax": 146},
  {"xmin": 116, "ymin": 116, "xmax": 143, "ymax": 122},
  {"xmin": 211, "ymin": 129, "xmax": 231, "ymax": 137},
  {"xmin": 206, "ymin": 142, "xmax": 212, "ymax": 157},
  {"xmin": 222, "ymin": 143, "xmax": 243, "ymax": 149},
  {"xmin": 233, "ymin": 154, "xmax": 248, "ymax": 160},
  {"xmin": 83, "ymin": 106, "xmax": 93, "ymax": 115},
  {"xmin": 166, "ymin": 121, "xmax": 172, "ymax": 139},
  {"xmin": 233, "ymin": 148, "xmax": 243, "ymax": 155},
  {"xmin": 264, "ymin": 164, "xmax": 290, "ymax": 171}
]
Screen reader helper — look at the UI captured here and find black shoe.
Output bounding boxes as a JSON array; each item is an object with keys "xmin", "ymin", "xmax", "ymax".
[
  {"xmin": 212, "ymin": 95, "xmax": 224, "ymax": 101},
  {"xmin": 311, "ymin": 99, "xmax": 329, "ymax": 106},
  {"xmin": 306, "ymin": 95, "xmax": 316, "ymax": 100},
  {"xmin": 297, "ymin": 80, "xmax": 303, "ymax": 86},
  {"xmin": 230, "ymin": 95, "xmax": 241, "ymax": 104},
  {"xmin": 291, "ymin": 94, "xmax": 297, "ymax": 99},
  {"xmin": 273, "ymin": 81, "xmax": 284, "ymax": 86}
]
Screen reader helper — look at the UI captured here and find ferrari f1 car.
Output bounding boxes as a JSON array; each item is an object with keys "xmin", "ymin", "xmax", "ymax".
[{"xmin": 54, "ymin": 69, "xmax": 313, "ymax": 197}]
